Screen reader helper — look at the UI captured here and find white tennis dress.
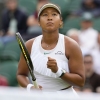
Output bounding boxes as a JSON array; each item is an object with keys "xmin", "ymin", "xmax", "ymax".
[{"xmin": 30, "ymin": 33, "xmax": 77, "ymax": 95}]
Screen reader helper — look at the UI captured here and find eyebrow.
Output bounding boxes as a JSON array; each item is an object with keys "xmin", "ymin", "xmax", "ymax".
[
  {"xmin": 41, "ymin": 8, "xmax": 60, "ymax": 14},
  {"xmin": 42, "ymin": 10, "xmax": 59, "ymax": 14},
  {"xmin": 39, "ymin": 8, "xmax": 61, "ymax": 20}
]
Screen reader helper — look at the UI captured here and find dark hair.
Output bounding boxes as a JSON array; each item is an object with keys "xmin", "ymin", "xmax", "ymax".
[
  {"xmin": 84, "ymin": 54, "xmax": 93, "ymax": 59},
  {"xmin": 84, "ymin": 54, "xmax": 92, "ymax": 58}
]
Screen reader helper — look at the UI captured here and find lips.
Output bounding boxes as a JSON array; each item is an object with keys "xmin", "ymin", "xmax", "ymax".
[{"xmin": 47, "ymin": 22, "xmax": 53, "ymax": 25}]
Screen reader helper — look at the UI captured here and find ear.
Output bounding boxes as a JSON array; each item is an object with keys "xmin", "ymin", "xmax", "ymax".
[
  {"xmin": 38, "ymin": 23, "xmax": 40, "ymax": 26},
  {"xmin": 59, "ymin": 21, "xmax": 63, "ymax": 28},
  {"xmin": 38, "ymin": 20, "xmax": 40, "ymax": 26}
]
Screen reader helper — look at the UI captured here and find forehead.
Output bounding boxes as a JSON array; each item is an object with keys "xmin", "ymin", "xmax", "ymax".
[
  {"xmin": 84, "ymin": 56, "xmax": 92, "ymax": 60},
  {"xmin": 41, "ymin": 7, "xmax": 59, "ymax": 14}
]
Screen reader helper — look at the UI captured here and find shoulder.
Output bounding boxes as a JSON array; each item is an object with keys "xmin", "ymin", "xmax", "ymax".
[
  {"xmin": 64, "ymin": 36, "xmax": 82, "ymax": 58},
  {"xmin": 64, "ymin": 35, "xmax": 80, "ymax": 49},
  {"xmin": 25, "ymin": 38, "xmax": 35, "ymax": 45},
  {"xmin": 25, "ymin": 35, "xmax": 42, "ymax": 53},
  {"xmin": 59, "ymin": 34, "xmax": 79, "ymax": 48},
  {"xmin": 2, "ymin": 9, "xmax": 8, "ymax": 15},
  {"xmin": 25, "ymin": 38, "xmax": 35, "ymax": 54}
]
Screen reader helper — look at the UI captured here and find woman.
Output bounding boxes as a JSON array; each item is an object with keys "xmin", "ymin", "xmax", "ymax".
[{"xmin": 17, "ymin": 3, "xmax": 85, "ymax": 94}]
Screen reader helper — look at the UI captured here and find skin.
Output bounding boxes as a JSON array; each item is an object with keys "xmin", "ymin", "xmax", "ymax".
[
  {"xmin": 69, "ymin": 34, "xmax": 80, "ymax": 44},
  {"xmin": 17, "ymin": 7, "xmax": 85, "ymax": 90},
  {"xmin": 84, "ymin": 55, "xmax": 94, "ymax": 77},
  {"xmin": 6, "ymin": 0, "xmax": 17, "ymax": 11},
  {"xmin": 81, "ymin": 20, "xmax": 93, "ymax": 30},
  {"xmin": 84, "ymin": 0, "xmax": 95, "ymax": 9}
]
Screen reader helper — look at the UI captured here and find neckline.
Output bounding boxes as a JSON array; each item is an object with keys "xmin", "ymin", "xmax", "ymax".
[{"xmin": 39, "ymin": 34, "xmax": 60, "ymax": 53}]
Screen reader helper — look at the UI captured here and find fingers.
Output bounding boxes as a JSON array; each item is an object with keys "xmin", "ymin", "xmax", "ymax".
[
  {"xmin": 47, "ymin": 58, "xmax": 57, "ymax": 68},
  {"xmin": 39, "ymin": 85, "xmax": 42, "ymax": 89},
  {"xmin": 47, "ymin": 57, "xmax": 58, "ymax": 73},
  {"xmin": 48, "ymin": 57, "xmax": 56, "ymax": 61},
  {"xmin": 31, "ymin": 85, "xmax": 42, "ymax": 90},
  {"xmin": 47, "ymin": 63, "xmax": 56, "ymax": 68}
]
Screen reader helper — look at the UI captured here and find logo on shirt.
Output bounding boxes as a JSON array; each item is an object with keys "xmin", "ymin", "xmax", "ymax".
[
  {"xmin": 55, "ymin": 51, "xmax": 64, "ymax": 55},
  {"xmin": 44, "ymin": 52, "xmax": 50, "ymax": 55}
]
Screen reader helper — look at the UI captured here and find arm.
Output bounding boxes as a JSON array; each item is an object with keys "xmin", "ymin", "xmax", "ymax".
[
  {"xmin": 61, "ymin": 36, "xmax": 85, "ymax": 87},
  {"xmin": 17, "ymin": 39, "xmax": 34, "ymax": 87},
  {"xmin": 47, "ymin": 36, "xmax": 85, "ymax": 87}
]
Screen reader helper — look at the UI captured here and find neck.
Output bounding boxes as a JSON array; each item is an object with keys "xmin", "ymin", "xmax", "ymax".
[
  {"xmin": 42, "ymin": 30, "xmax": 59, "ymax": 45},
  {"xmin": 82, "ymin": 27, "xmax": 91, "ymax": 30},
  {"xmin": 86, "ymin": 70, "xmax": 94, "ymax": 78},
  {"xmin": 9, "ymin": 8, "xmax": 17, "ymax": 13}
]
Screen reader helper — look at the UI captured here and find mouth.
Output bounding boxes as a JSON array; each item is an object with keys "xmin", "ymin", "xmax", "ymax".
[{"xmin": 46, "ymin": 22, "xmax": 53, "ymax": 26}]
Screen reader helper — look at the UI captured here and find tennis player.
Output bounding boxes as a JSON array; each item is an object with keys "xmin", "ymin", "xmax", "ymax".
[{"xmin": 17, "ymin": 3, "xmax": 85, "ymax": 94}]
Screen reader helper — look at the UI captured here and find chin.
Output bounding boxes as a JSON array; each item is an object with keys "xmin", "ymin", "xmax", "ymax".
[
  {"xmin": 47, "ymin": 29, "xmax": 56, "ymax": 33},
  {"xmin": 46, "ymin": 27, "xmax": 56, "ymax": 32}
]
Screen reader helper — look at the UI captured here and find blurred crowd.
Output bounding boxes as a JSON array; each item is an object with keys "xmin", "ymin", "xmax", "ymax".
[{"xmin": 0, "ymin": 0, "xmax": 100, "ymax": 93}]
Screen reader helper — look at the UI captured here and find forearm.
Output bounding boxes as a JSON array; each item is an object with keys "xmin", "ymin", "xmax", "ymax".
[
  {"xmin": 17, "ymin": 75, "xmax": 30, "ymax": 87},
  {"xmin": 61, "ymin": 72, "xmax": 84, "ymax": 87}
]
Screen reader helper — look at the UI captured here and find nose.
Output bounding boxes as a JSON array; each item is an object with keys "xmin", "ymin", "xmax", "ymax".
[{"xmin": 47, "ymin": 15, "xmax": 53, "ymax": 21}]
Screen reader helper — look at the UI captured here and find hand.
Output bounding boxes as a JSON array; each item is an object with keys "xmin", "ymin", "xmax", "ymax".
[
  {"xmin": 31, "ymin": 85, "xmax": 42, "ymax": 90},
  {"xmin": 47, "ymin": 57, "xmax": 58, "ymax": 73}
]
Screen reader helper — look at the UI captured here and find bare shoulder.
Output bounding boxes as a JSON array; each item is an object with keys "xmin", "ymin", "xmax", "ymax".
[
  {"xmin": 64, "ymin": 36, "xmax": 82, "ymax": 58},
  {"xmin": 64, "ymin": 36, "xmax": 80, "ymax": 48},
  {"xmin": 25, "ymin": 38, "xmax": 35, "ymax": 54}
]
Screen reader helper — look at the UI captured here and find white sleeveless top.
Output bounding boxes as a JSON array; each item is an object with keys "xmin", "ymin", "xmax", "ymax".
[{"xmin": 30, "ymin": 34, "xmax": 70, "ymax": 91}]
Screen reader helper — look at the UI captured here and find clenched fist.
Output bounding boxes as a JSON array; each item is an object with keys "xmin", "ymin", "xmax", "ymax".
[{"xmin": 47, "ymin": 57, "xmax": 58, "ymax": 73}]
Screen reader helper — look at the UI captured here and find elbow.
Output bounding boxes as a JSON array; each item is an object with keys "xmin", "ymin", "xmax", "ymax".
[
  {"xmin": 16, "ymin": 72, "xmax": 23, "ymax": 81},
  {"xmin": 16, "ymin": 71, "xmax": 20, "ymax": 78},
  {"xmin": 79, "ymin": 82, "xmax": 84, "ymax": 87},
  {"xmin": 78, "ymin": 77, "xmax": 85, "ymax": 87},
  {"xmin": 16, "ymin": 72, "xmax": 20, "ymax": 82},
  {"xmin": 77, "ymin": 73, "xmax": 85, "ymax": 87},
  {"xmin": 77, "ymin": 81, "xmax": 84, "ymax": 87}
]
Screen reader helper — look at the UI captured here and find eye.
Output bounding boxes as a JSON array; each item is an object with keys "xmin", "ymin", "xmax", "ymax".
[
  {"xmin": 42, "ymin": 13, "xmax": 48, "ymax": 16},
  {"xmin": 52, "ymin": 13, "xmax": 57, "ymax": 16}
]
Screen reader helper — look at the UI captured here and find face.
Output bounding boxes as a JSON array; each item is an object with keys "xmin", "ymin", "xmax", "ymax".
[
  {"xmin": 6, "ymin": 0, "xmax": 17, "ymax": 11},
  {"xmin": 81, "ymin": 21, "xmax": 92, "ymax": 30},
  {"xmin": 85, "ymin": 0, "xmax": 94, "ymax": 8},
  {"xmin": 84, "ymin": 56, "xmax": 93, "ymax": 73},
  {"xmin": 39, "ymin": 7, "xmax": 62, "ymax": 33}
]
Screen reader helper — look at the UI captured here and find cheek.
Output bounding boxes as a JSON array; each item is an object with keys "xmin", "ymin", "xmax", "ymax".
[
  {"xmin": 39, "ymin": 18, "xmax": 46, "ymax": 25},
  {"xmin": 54, "ymin": 17, "xmax": 61, "ymax": 23},
  {"xmin": 56, "ymin": 21, "xmax": 60, "ymax": 26},
  {"xmin": 53, "ymin": 20, "xmax": 61, "ymax": 28}
]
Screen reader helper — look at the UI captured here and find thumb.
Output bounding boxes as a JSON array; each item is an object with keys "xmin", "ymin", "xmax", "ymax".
[
  {"xmin": 48, "ymin": 57, "xmax": 52, "ymax": 60},
  {"xmin": 39, "ymin": 85, "xmax": 42, "ymax": 89}
]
